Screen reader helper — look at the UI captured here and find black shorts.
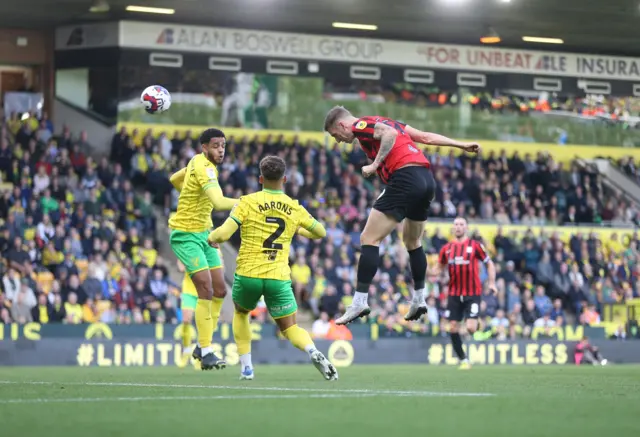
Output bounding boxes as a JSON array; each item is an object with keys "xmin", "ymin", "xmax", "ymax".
[
  {"xmin": 446, "ymin": 295, "xmax": 481, "ymax": 322},
  {"xmin": 373, "ymin": 166, "xmax": 436, "ymax": 222}
]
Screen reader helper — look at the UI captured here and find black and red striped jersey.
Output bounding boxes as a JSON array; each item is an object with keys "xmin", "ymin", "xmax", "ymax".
[
  {"xmin": 438, "ymin": 238, "xmax": 490, "ymax": 297},
  {"xmin": 351, "ymin": 116, "xmax": 430, "ymax": 183}
]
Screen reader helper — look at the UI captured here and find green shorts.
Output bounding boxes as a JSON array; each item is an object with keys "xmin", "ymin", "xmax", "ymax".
[
  {"xmin": 170, "ymin": 230, "xmax": 222, "ymax": 275},
  {"xmin": 181, "ymin": 294, "xmax": 198, "ymax": 311},
  {"xmin": 232, "ymin": 274, "xmax": 297, "ymax": 319}
]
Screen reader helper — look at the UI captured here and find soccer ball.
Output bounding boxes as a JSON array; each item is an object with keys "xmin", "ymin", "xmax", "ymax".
[{"xmin": 140, "ymin": 85, "xmax": 172, "ymax": 114}]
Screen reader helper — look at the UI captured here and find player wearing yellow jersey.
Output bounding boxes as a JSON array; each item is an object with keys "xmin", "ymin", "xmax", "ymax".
[
  {"xmin": 208, "ymin": 156, "xmax": 338, "ymax": 381},
  {"xmin": 169, "ymin": 128, "xmax": 238, "ymax": 371}
]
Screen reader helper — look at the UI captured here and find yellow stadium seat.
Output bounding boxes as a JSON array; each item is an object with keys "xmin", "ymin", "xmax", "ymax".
[
  {"xmin": 75, "ymin": 259, "xmax": 89, "ymax": 281},
  {"xmin": 36, "ymin": 271, "xmax": 55, "ymax": 294}
]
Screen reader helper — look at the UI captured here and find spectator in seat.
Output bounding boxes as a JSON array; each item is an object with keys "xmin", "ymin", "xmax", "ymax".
[
  {"xmin": 162, "ymin": 299, "xmax": 177, "ymax": 324},
  {"xmin": 553, "ymin": 263, "xmax": 571, "ymax": 301},
  {"xmin": 15, "ymin": 280, "xmax": 36, "ymax": 308},
  {"xmin": 564, "ymin": 205, "xmax": 578, "ymax": 225},
  {"xmin": 523, "ymin": 241, "xmax": 540, "ymax": 275},
  {"xmin": 82, "ymin": 298, "xmax": 99, "ymax": 323},
  {"xmin": 506, "ymin": 282, "xmax": 521, "ymax": 313},
  {"xmin": 536, "ymin": 252, "xmax": 554, "ymax": 287},
  {"xmin": 534, "ymin": 311, "xmax": 556, "ymax": 333},
  {"xmin": 522, "ymin": 299, "xmax": 539, "ymax": 332},
  {"xmin": 2, "ymin": 267, "xmax": 20, "ymax": 301},
  {"xmin": 312, "ymin": 312, "xmax": 331, "ymax": 339},
  {"xmin": 11, "ymin": 283, "xmax": 35, "ymax": 324},
  {"xmin": 483, "ymin": 286, "xmax": 499, "ymax": 318},
  {"xmin": 31, "ymin": 293, "xmax": 52, "ymax": 324},
  {"xmin": 499, "ymin": 260, "xmax": 518, "ymax": 288},
  {"xmin": 533, "ymin": 285, "xmax": 552, "ymax": 315},
  {"xmin": 82, "ymin": 266, "xmax": 104, "ymax": 301},
  {"xmin": 64, "ymin": 292, "xmax": 83, "ymax": 324},
  {"xmin": 63, "ymin": 275, "xmax": 87, "ymax": 305},
  {"xmin": 550, "ymin": 298, "xmax": 565, "ymax": 321},
  {"xmin": 491, "ymin": 309, "xmax": 509, "ymax": 332},
  {"xmin": 319, "ymin": 285, "xmax": 340, "ymax": 319},
  {"xmin": 6, "ymin": 236, "xmax": 31, "ymax": 276},
  {"xmin": 49, "ymin": 292, "xmax": 66, "ymax": 323},
  {"xmin": 42, "ymin": 240, "xmax": 63, "ymax": 270},
  {"xmin": 149, "ymin": 268, "xmax": 169, "ymax": 302},
  {"xmin": 291, "ymin": 256, "xmax": 311, "ymax": 303},
  {"xmin": 581, "ymin": 304, "xmax": 601, "ymax": 326},
  {"xmin": 56, "ymin": 253, "xmax": 79, "ymax": 278},
  {"xmin": 33, "ymin": 165, "xmax": 50, "ymax": 195}
]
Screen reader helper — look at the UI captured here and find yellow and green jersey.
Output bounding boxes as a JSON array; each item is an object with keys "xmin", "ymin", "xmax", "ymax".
[
  {"xmin": 168, "ymin": 153, "xmax": 219, "ymax": 233},
  {"xmin": 230, "ymin": 189, "xmax": 318, "ymax": 281}
]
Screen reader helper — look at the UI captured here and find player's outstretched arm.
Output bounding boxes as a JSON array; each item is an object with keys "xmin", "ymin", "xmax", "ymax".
[
  {"xmin": 170, "ymin": 167, "xmax": 187, "ymax": 191},
  {"xmin": 404, "ymin": 125, "xmax": 480, "ymax": 153},
  {"xmin": 298, "ymin": 220, "xmax": 327, "ymax": 240},
  {"xmin": 208, "ymin": 218, "xmax": 239, "ymax": 245},
  {"xmin": 204, "ymin": 185, "xmax": 238, "ymax": 211}
]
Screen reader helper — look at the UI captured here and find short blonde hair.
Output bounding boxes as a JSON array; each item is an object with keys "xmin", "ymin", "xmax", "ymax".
[{"xmin": 323, "ymin": 105, "xmax": 351, "ymax": 131}]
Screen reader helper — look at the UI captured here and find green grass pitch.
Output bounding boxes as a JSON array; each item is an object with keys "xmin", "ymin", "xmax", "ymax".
[{"xmin": 1, "ymin": 365, "xmax": 638, "ymax": 437}]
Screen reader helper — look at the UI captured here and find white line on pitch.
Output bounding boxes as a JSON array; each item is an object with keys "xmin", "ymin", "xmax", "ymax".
[
  {"xmin": 0, "ymin": 393, "xmax": 375, "ymax": 404},
  {"xmin": 0, "ymin": 380, "xmax": 494, "ymax": 397}
]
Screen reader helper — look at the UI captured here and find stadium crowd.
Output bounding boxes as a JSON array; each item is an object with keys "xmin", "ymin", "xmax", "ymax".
[
  {"xmin": 0, "ymin": 115, "xmax": 638, "ymax": 341},
  {"xmin": 327, "ymin": 79, "xmax": 640, "ymax": 121},
  {"xmin": 0, "ymin": 114, "xmax": 173, "ymax": 325}
]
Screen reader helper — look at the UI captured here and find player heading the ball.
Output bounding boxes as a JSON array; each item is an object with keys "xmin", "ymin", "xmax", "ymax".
[
  {"xmin": 169, "ymin": 128, "xmax": 238, "ymax": 371},
  {"xmin": 324, "ymin": 106, "xmax": 480, "ymax": 326}
]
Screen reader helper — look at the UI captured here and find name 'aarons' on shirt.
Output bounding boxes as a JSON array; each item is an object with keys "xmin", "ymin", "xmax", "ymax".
[{"xmin": 257, "ymin": 201, "xmax": 293, "ymax": 215}]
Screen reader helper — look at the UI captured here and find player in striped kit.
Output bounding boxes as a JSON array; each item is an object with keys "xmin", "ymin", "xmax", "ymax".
[{"xmin": 437, "ymin": 217, "xmax": 497, "ymax": 369}]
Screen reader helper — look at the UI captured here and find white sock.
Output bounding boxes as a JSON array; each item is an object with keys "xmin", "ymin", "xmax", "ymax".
[
  {"xmin": 353, "ymin": 291, "xmax": 368, "ymax": 306},
  {"xmin": 304, "ymin": 344, "xmax": 316, "ymax": 357},
  {"xmin": 201, "ymin": 346, "xmax": 213, "ymax": 356},
  {"xmin": 240, "ymin": 353, "xmax": 253, "ymax": 369},
  {"xmin": 183, "ymin": 345, "xmax": 194, "ymax": 355},
  {"xmin": 412, "ymin": 288, "xmax": 426, "ymax": 303}
]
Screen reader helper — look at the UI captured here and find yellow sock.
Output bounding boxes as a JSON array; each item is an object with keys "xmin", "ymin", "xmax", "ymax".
[
  {"xmin": 232, "ymin": 310, "xmax": 252, "ymax": 356},
  {"xmin": 211, "ymin": 297, "xmax": 224, "ymax": 335},
  {"xmin": 282, "ymin": 324, "xmax": 315, "ymax": 353},
  {"xmin": 195, "ymin": 299, "xmax": 213, "ymax": 349},
  {"xmin": 181, "ymin": 322, "xmax": 191, "ymax": 349}
]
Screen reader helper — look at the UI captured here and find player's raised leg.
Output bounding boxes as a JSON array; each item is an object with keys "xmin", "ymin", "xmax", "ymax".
[
  {"xmin": 267, "ymin": 278, "xmax": 337, "ymax": 380},
  {"xmin": 335, "ymin": 208, "xmax": 396, "ymax": 325}
]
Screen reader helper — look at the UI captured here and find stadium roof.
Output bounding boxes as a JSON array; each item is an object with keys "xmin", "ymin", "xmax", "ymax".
[{"xmin": 3, "ymin": 0, "xmax": 640, "ymax": 57}]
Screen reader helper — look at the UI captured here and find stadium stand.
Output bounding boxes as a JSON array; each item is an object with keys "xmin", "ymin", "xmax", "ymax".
[
  {"xmin": 2, "ymin": 111, "xmax": 639, "ymax": 341},
  {"xmin": 0, "ymin": 114, "xmax": 177, "ymax": 325}
]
